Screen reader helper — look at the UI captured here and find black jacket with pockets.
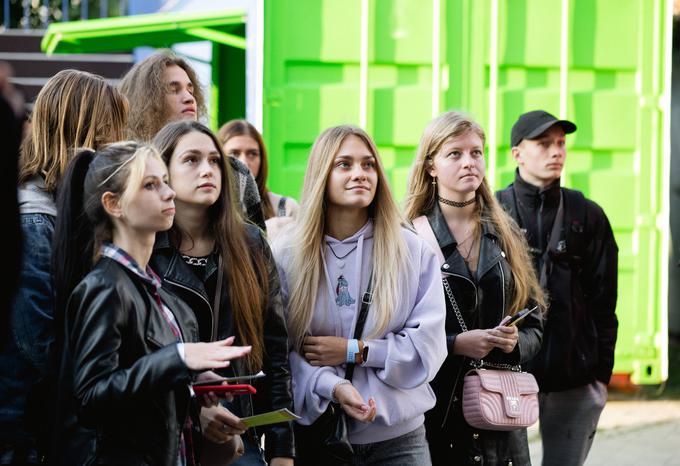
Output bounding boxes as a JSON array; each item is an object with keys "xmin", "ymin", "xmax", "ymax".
[{"xmin": 150, "ymin": 225, "xmax": 295, "ymax": 461}]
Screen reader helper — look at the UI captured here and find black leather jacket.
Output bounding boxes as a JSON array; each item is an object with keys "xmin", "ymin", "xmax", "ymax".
[
  {"xmin": 150, "ymin": 226, "xmax": 295, "ymax": 461},
  {"xmin": 58, "ymin": 257, "xmax": 200, "ymax": 466},
  {"xmin": 423, "ymin": 203, "xmax": 543, "ymax": 466}
]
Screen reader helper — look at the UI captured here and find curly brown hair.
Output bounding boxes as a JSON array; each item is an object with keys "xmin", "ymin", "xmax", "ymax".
[{"xmin": 118, "ymin": 50, "xmax": 206, "ymax": 142}]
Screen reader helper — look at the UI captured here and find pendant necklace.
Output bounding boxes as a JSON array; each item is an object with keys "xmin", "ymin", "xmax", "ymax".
[
  {"xmin": 456, "ymin": 224, "xmax": 477, "ymax": 266},
  {"xmin": 327, "ymin": 242, "xmax": 359, "ymax": 307},
  {"xmin": 459, "ymin": 235, "xmax": 477, "ymax": 265},
  {"xmin": 327, "ymin": 243, "xmax": 358, "ymax": 270}
]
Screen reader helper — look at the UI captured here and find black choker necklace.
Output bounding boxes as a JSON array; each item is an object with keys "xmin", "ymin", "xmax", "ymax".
[{"xmin": 438, "ymin": 195, "xmax": 475, "ymax": 208}]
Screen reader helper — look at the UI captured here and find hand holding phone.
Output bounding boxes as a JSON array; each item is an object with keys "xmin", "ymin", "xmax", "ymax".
[{"xmin": 498, "ymin": 306, "xmax": 538, "ymax": 327}]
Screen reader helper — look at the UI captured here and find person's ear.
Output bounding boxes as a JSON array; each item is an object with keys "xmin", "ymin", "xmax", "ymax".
[
  {"xmin": 511, "ymin": 145, "xmax": 523, "ymax": 165},
  {"xmin": 101, "ymin": 192, "xmax": 123, "ymax": 218},
  {"xmin": 425, "ymin": 156, "xmax": 437, "ymax": 178}
]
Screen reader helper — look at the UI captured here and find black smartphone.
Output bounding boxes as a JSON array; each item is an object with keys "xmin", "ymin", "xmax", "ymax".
[{"xmin": 500, "ymin": 306, "xmax": 538, "ymax": 327}]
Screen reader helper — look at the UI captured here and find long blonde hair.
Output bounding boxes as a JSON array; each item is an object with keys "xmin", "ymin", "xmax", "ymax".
[
  {"xmin": 404, "ymin": 111, "xmax": 546, "ymax": 314},
  {"xmin": 19, "ymin": 69, "xmax": 128, "ymax": 193},
  {"xmin": 279, "ymin": 125, "xmax": 407, "ymax": 349}
]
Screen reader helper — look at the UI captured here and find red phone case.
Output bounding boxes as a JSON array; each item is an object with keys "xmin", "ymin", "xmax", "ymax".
[{"xmin": 192, "ymin": 384, "xmax": 257, "ymax": 396}]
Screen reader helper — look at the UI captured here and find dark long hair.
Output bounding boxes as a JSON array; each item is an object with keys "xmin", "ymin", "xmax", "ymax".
[
  {"xmin": 153, "ymin": 121, "xmax": 267, "ymax": 372},
  {"xmin": 217, "ymin": 120, "xmax": 274, "ymax": 219},
  {"xmin": 52, "ymin": 142, "xmax": 160, "ymax": 341}
]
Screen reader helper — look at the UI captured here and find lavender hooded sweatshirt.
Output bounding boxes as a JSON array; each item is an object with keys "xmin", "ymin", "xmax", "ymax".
[{"xmin": 275, "ymin": 220, "xmax": 447, "ymax": 444}]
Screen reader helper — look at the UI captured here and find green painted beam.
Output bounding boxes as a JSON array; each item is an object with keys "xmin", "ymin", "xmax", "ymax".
[
  {"xmin": 186, "ymin": 27, "xmax": 246, "ymax": 49},
  {"xmin": 41, "ymin": 9, "xmax": 246, "ymax": 54}
]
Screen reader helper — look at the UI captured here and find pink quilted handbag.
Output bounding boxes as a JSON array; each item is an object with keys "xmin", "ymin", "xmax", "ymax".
[{"xmin": 462, "ymin": 368, "xmax": 539, "ymax": 431}]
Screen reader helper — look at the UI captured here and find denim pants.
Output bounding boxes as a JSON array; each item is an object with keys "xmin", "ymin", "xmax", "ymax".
[
  {"xmin": 0, "ymin": 213, "xmax": 55, "ymax": 464},
  {"xmin": 224, "ymin": 400, "xmax": 266, "ymax": 466},
  {"xmin": 352, "ymin": 425, "xmax": 432, "ymax": 466},
  {"xmin": 295, "ymin": 423, "xmax": 431, "ymax": 466}
]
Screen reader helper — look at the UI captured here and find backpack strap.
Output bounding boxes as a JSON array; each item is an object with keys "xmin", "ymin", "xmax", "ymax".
[
  {"xmin": 277, "ymin": 196, "xmax": 288, "ymax": 217},
  {"xmin": 412, "ymin": 215, "xmax": 445, "ymax": 270},
  {"xmin": 540, "ymin": 192, "xmax": 564, "ymax": 287},
  {"xmin": 495, "ymin": 185, "xmax": 520, "ymax": 224},
  {"xmin": 561, "ymin": 188, "xmax": 587, "ymax": 259}
]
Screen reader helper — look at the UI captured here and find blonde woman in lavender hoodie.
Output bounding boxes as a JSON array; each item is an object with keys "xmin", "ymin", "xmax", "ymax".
[{"xmin": 273, "ymin": 125, "xmax": 447, "ymax": 465}]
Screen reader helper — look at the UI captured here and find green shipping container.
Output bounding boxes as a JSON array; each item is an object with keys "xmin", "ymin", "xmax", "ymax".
[
  {"xmin": 42, "ymin": 0, "xmax": 672, "ymax": 384},
  {"xmin": 263, "ymin": 0, "xmax": 672, "ymax": 385}
]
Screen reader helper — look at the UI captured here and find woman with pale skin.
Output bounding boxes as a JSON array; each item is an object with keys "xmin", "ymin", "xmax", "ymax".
[
  {"xmin": 219, "ymin": 120, "xmax": 299, "ymax": 239},
  {"xmin": 52, "ymin": 142, "xmax": 250, "ymax": 466},
  {"xmin": 274, "ymin": 125, "xmax": 447, "ymax": 466},
  {"xmin": 404, "ymin": 111, "xmax": 545, "ymax": 466},
  {"xmin": 151, "ymin": 121, "xmax": 294, "ymax": 466}
]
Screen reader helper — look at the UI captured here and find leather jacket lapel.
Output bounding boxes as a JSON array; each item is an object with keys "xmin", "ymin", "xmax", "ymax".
[
  {"xmin": 476, "ymin": 224, "xmax": 504, "ymax": 280},
  {"xmin": 159, "ymin": 288, "xmax": 199, "ymax": 343},
  {"xmin": 145, "ymin": 291, "xmax": 182, "ymax": 349}
]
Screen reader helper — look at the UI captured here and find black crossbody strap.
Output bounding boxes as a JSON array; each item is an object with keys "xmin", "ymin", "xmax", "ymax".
[
  {"xmin": 539, "ymin": 191, "xmax": 564, "ymax": 288},
  {"xmin": 211, "ymin": 255, "xmax": 224, "ymax": 342},
  {"xmin": 344, "ymin": 271, "xmax": 374, "ymax": 382}
]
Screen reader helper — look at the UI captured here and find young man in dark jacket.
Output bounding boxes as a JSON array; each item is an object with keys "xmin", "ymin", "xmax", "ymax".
[{"xmin": 496, "ymin": 110, "xmax": 619, "ymax": 466}]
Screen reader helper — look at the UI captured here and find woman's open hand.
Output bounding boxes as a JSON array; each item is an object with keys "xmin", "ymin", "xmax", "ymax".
[
  {"xmin": 334, "ymin": 383, "xmax": 377, "ymax": 423},
  {"xmin": 184, "ymin": 336, "xmax": 251, "ymax": 371}
]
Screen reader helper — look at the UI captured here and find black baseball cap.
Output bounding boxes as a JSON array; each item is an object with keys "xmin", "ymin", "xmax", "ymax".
[{"xmin": 511, "ymin": 110, "xmax": 576, "ymax": 147}]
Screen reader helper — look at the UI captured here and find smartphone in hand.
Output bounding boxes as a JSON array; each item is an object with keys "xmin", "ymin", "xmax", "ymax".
[
  {"xmin": 192, "ymin": 384, "xmax": 257, "ymax": 396},
  {"xmin": 192, "ymin": 371, "xmax": 266, "ymax": 386},
  {"xmin": 499, "ymin": 306, "xmax": 538, "ymax": 327}
]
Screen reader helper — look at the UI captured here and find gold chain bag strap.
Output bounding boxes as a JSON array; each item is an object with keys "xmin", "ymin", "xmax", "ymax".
[{"xmin": 413, "ymin": 215, "xmax": 539, "ymax": 431}]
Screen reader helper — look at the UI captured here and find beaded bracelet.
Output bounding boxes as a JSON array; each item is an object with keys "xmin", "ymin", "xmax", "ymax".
[{"xmin": 332, "ymin": 379, "xmax": 351, "ymax": 402}]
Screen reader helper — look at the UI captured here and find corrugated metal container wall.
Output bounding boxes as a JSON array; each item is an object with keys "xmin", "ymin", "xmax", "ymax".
[{"xmin": 263, "ymin": 0, "xmax": 672, "ymax": 384}]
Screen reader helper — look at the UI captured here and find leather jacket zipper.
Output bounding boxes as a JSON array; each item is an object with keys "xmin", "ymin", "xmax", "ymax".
[
  {"xmin": 442, "ymin": 272, "xmax": 478, "ymax": 310},
  {"xmin": 164, "ymin": 278, "xmax": 214, "ymax": 333},
  {"xmin": 498, "ymin": 261, "xmax": 506, "ymax": 320},
  {"xmin": 441, "ymin": 363, "xmax": 465, "ymax": 428}
]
